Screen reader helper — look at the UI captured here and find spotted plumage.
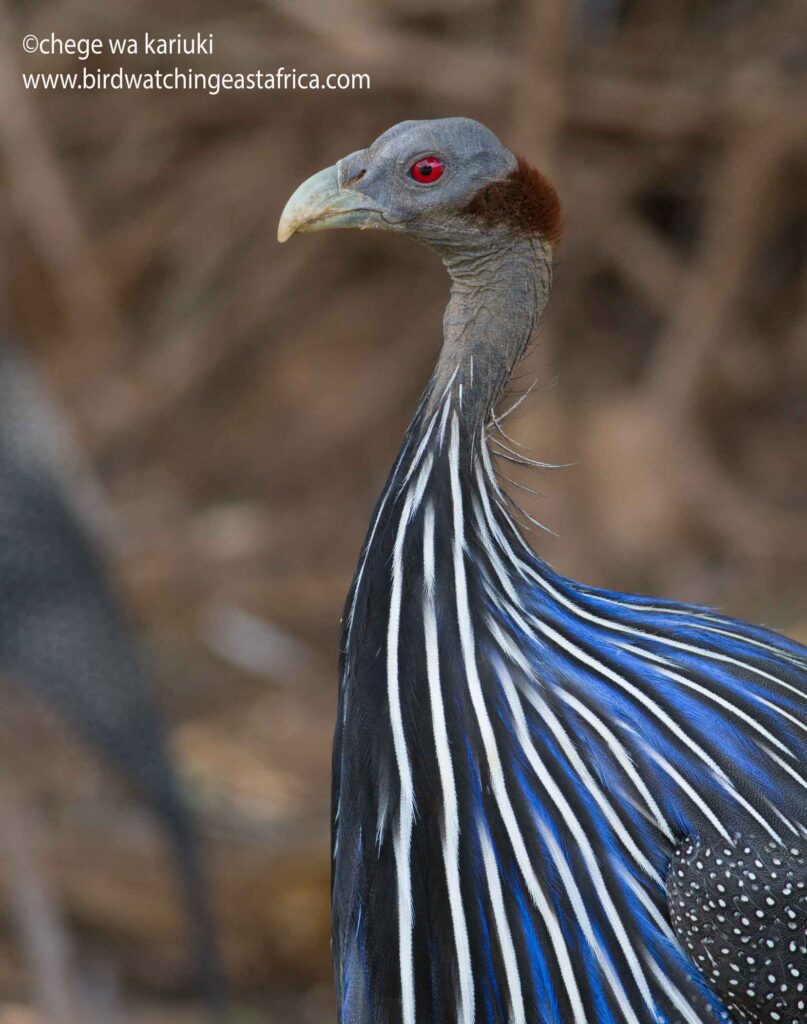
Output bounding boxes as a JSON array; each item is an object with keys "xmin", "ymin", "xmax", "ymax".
[
  {"xmin": 0, "ymin": 339, "xmax": 221, "ymax": 1000},
  {"xmin": 670, "ymin": 836, "xmax": 807, "ymax": 1022},
  {"xmin": 279, "ymin": 118, "xmax": 807, "ymax": 1024}
]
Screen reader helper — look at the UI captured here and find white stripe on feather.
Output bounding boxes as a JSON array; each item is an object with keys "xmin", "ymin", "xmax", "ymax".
[
  {"xmin": 479, "ymin": 823, "xmax": 526, "ymax": 1024},
  {"xmin": 472, "ymin": 498, "xmax": 667, "ymax": 879},
  {"xmin": 618, "ymin": 868, "xmax": 677, "ymax": 945},
  {"xmin": 761, "ymin": 742, "xmax": 807, "ymax": 794},
  {"xmin": 477, "ymin": 453, "xmax": 807, "ymax": 719},
  {"xmin": 386, "ymin": 456, "xmax": 433, "ymax": 1024},
  {"xmin": 478, "ymin": 518, "xmax": 786, "ymax": 844},
  {"xmin": 538, "ymin": 823, "xmax": 645, "ymax": 1024},
  {"xmin": 556, "ymin": 688, "xmax": 675, "ymax": 842},
  {"xmin": 438, "ymin": 393, "xmax": 454, "ymax": 449},
  {"xmin": 520, "ymin": 562, "xmax": 807, "ymax": 710},
  {"xmin": 423, "ymin": 503, "xmax": 474, "ymax": 1024},
  {"xmin": 762, "ymin": 796, "xmax": 802, "ymax": 837},
  {"xmin": 448, "ymin": 416, "xmax": 587, "ymax": 1024},
  {"xmin": 399, "ymin": 411, "xmax": 438, "ymax": 490},
  {"xmin": 645, "ymin": 956, "xmax": 710, "ymax": 1024},
  {"xmin": 499, "ymin": 665, "xmax": 654, "ymax": 1019},
  {"xmin": 522, "ymin": 611, "xmax": 739, "ymax": 797},
  {"xmin": 513, "ymin": 676, "xmax": 663, "ymax": 888},
  {"xmin": 587, "ymin": 592, "xmax": 807, "ymax": 671},
  {"xmin": 477, "ymin": 450, "xmax": 780, "ymax": 861},
  {"xmin": 638, "ymin": 744, "xmax": 731, "ymax": 843},
  {"xmin": 617, "ymin": 642, "xmax": 796, "ymax": 757}
]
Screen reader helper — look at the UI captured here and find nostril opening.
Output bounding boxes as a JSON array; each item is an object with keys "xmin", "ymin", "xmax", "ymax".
[{"xmin": 344, "ymin": 168, "xmax": 366, "ymax": 187}]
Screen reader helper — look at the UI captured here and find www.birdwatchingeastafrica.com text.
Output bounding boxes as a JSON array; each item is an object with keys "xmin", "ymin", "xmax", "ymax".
[
  {"xmin": 23, "ymin": 67, "xmax": 371, "ymax": 94},
  {"xmin": 20, "ymin": 31, "xmax": 371, "ymax": 95}
]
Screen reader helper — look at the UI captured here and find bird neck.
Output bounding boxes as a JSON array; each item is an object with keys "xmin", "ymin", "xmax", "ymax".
[
  {"xmin": 341, "ymin": 231, "xmax": 553, "ymax": 660},
  {"xmin": 428, "ymin": 231, "xmax": 553, "ymax": 434}
]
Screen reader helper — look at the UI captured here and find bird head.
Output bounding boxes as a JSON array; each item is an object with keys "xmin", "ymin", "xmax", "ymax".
[{"xmin": 277, "ymin": 117, "xmax": 562, "ymax": 253}]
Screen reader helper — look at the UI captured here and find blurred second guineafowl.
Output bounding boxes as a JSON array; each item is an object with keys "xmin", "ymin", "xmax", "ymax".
[
  {"xmin": 279, "ymin": 119, "xmax": 807, "ymax": 1024},
  {"xmin": 0, "ymin": 339, "xmax": 221, "ymax": 1001}
]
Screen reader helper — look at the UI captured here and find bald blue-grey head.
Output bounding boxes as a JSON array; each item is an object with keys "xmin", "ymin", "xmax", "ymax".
[
  {"xmin": 278, "ymin": 117, "xmax": 561, "ymax": 251},
  {"xmin": 279, "ymin": 117, "xmax": 562, "ymax": 426}
]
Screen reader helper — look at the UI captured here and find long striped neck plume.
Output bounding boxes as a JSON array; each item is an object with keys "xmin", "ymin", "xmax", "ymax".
[{"xmin": 333, "ymin": 176, "xmax": 807, "ymax": 1024}]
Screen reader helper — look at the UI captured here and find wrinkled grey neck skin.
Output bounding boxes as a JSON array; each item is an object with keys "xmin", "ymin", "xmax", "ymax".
[{"xmin": 423, "ymin": 228, "xmax": 553, "ymax": 436}]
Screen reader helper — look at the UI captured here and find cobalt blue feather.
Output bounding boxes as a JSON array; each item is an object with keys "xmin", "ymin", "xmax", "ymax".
[{"xmin": 333, "ymin": 401, "xmax": 807, "ymax": 1024}]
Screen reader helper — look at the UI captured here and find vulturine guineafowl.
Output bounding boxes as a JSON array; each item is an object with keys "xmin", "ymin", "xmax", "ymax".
[
  {"xmin": 0, "ymin": 340, "xmax": 222, "ymax": 1002},
  {"xmin": 279, "ymin": 119, "xmax": 807, "ymax": 1024}
]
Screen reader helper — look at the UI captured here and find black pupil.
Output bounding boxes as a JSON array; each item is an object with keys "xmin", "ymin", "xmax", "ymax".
[{"xmin": 419, "ymin": 162, "xmax": 433, "ymax": 176}]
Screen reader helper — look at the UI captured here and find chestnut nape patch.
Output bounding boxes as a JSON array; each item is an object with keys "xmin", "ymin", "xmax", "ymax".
[{"xmin": 462, "ymin": 155, "xmax": 563, "ymax": 246}]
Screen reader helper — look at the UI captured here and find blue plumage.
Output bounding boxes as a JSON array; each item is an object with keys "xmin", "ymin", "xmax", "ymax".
[
  {"xmin": 332, "ymin": 410, "xmax": 807, "ymax": 1023},
  {"xmin": 278, "ymin": 116, "xmax": 807, "ymax": 1024}
]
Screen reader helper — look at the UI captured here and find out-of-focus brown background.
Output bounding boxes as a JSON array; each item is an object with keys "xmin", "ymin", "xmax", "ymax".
[{"xmin": 0, "ymin": 0, "xmax": 806, "ymax": 1021}]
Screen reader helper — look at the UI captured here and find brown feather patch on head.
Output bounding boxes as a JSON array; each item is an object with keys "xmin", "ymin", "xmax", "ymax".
[{"xmin": 461, "ymin": 155, "xmax": 563, "ymax": 246}]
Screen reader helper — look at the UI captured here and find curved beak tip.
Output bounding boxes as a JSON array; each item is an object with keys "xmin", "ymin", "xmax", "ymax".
[
  {"xmin": 277, "ymin": 162, "xmax": 381, "ymax": 244},
  {"xmin": 277, "ymin": 163, "xmax": 342, "ymax": 245},
  {"xmin": 276, "ymin": 219, "xmax": 295, "ymax": 244}
]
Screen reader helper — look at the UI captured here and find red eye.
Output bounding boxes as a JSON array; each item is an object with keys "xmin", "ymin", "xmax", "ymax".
[{"xmin": 410, "ymin": 156, "xmax": 445, "ymax": 184}]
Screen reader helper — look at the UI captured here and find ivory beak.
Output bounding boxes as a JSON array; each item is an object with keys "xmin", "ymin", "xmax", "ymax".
[{"xmin": 278, "ymin": 164, "xmax": 383, "ymax": 242}]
